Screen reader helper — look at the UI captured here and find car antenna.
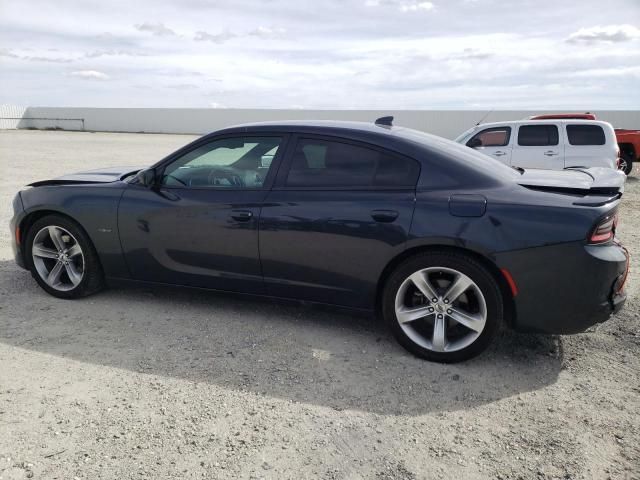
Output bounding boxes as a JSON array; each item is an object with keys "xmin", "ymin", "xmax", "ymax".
[
  {"xmin": 476, "ymin": 109, "xmax": 493, "ymax": 126},
  {"xmin": 375, "ymin": 116, "xmax": 394, "ymax": 127}
]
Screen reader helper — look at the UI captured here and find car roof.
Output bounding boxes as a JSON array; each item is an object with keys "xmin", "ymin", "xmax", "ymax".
[
  {"xmin": 213, "ymin": 120, "xmax": 424, "ymax": 157},
  {"xmin": 473, "ymin": 119, "xmax": 612, "ymax": 128},
  {"xmin": 216, "ymin": 119, "xmax": 398, "ymax": 136},
  {"xmin": 211, "ymin": 119, "xmax": 521, "ymax": 186}
]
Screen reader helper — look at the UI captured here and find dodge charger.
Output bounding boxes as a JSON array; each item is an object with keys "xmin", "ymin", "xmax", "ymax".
[{"xmin": 10, "ymin": 118, "xmax": 629, "ymax": 362}]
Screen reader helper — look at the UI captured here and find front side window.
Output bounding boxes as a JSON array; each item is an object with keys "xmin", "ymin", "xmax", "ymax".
[
  {"xmin": 161, "ymin": 136, "xmax": 283, "ymax": 188},
  {"xmin": 517, "ymin": 125, "xmax": 559, "ymax": 146},
  {"xmin": 566, "ymin": 125, "xmax": 605, "ymax": 145},
  {"xmin": 285, "ymin": 139, "xmax": 419, "ymax": 188},
  {"xmin": 467, "ymin": 127, "xmax": 511, "ymax": 147}
]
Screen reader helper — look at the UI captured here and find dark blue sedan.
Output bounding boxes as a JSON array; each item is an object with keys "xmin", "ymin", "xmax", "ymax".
[{"xmin": 10, "ymin": 118, "xmax": 629, "ymax": 362}]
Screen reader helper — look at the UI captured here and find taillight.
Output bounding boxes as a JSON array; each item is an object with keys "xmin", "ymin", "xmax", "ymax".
[{"xmin": 589, "ymin": 213, "xmax": 617, "ymax": 244}]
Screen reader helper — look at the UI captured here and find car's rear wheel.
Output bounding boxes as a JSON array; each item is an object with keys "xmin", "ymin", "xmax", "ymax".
[
  {"xmin": 25, "ymin": 214, "xmax": 104, "ymax": 299},
  {"xmin": 618, "ymin": 153, "xmax": 633, "ymax": 176},
  {"xmin": 382, "ymin": 251, "xmax": 503, "ymax": 363}
]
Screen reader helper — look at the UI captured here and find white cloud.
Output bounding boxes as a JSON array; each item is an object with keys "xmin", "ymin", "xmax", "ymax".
[
  {"xmin": 134, "ymin": 22, "xmax": 176, "ymax": 37},
  {"xmin": 365, "ymin": 0, "xmax": 435, "ymax": 12},
  {"xmin": 193, "ymin": 30, "xmax": 237, "ymax": 43},
  {"xmin": 70, "ymin": 70, "xmax": 110, "ymax": 80},
  {"xmin": 567, "ymin": 24, "xmax": 640, "ymax": 44},
  {"xmin": 248, "ymin": 26, "xmax": 286, "ymax": 38}
]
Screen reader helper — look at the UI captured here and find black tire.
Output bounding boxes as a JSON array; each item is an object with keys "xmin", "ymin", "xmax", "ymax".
[
  {"xmin": 619, "ymin": 153, "xmax": 633, "ymax": 176},
  {"xmin": 24, "ymin": 214, "xmax": 104, "ymax": 299},
  {"xmin": 382, "ymin": 251, "xmax": 503, "ymax": 363}
]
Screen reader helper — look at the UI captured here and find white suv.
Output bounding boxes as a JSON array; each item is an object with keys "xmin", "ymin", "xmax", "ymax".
[{"xmin": 454, "ymin": 119, "xmax": 618, "ymax": 170}]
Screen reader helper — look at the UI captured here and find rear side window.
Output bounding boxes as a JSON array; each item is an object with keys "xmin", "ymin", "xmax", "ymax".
[
  {"xmin": 517, "ymin": 125, "xmax": 559, "ymax": 146},
  {"xmin": 467, "ymin": 127, "xmax": 511, "ymax": 147},
  {"xmin": 285, "ymin": 139, "xmax": 420, "ymax": 188},
  {"xmin": 566, "ymin": 124, "xmax": 605, "ymax": 145}
]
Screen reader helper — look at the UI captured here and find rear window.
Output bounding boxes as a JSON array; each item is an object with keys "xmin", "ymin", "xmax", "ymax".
[
  {"xmin": 285, "ymin": 138, "xmax": 420, "ymax": 188},
  {"xmin": 517, "ymin": 125, "xmax": 559, "ymax": 146},
  {"xmin": 566, "ymin": 124, "xmax": 606, "ymax": 146}
]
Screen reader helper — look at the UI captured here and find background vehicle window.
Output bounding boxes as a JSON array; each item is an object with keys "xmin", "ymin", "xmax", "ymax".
[
  {"xmin": 161, "ymin": 136, "xmax": 282, "ymax": 188},
  {"xmin": 285, "ymin": 139, "xmax": 419, "ymax": 188},
  {"xmin": 467, "ymin": 127, "xmax": 511, "ymax": 147},
  {"xmin": 517, "ymin": 125, "xmax": 559, "ymax": 146},
  {"xmin": 566, "ymin": 125, "xmax": 605, "ymax": 145}
]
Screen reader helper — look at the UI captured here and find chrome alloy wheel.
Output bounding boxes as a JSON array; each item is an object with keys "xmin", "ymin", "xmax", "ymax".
[
  {"xmin": 31, "ymin": 225, "xmax": 84, "ymax": 291},
  {"xmin": 394, "ymin": 267, "xmax": 487, "ymax": 353}
]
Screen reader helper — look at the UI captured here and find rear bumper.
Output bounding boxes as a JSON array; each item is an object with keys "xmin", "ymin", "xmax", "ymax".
[{"xmin": 497, "ymin": 240, "xmax": 629, "ymax": 334}]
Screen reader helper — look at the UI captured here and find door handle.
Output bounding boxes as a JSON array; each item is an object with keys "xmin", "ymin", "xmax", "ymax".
[
  {"xmin": 230, "ymin": 210, "xmax": 253, "ymax": 222},
  {"xmin": 492, "ymin": 151, "xmax": 506, "ymax": 157},
  {"xmin": 544, "ymin": 151, "xmax": 559, "ymax": 156},
  {"xmin": 371, "ymin": 210, "xmax": 399, "ymax": 223}
]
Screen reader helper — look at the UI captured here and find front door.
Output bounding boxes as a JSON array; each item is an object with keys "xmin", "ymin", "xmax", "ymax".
[
  {"xmin": 259, "ymin": 135, "xmax": 419, "ymax": 308},
  {"xmin": 466, "ymin": 126, "xmax": 513, "ymax": 165},
  {"xmin": 511, "ymin": 124, "xmax": 563, "ymax": 169},
  {"xmin": 118, "ymin": 134, "xmax": 286, "ymax": 293}
]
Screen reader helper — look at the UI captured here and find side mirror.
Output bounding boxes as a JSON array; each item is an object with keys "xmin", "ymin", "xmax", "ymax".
[
  {"xmin": 137, "ymin": 168, "xmax": 157, "ymax": 187},
  {"xmin": 467, "ymin": 138, "xmax": 482, "ymax": 148}
]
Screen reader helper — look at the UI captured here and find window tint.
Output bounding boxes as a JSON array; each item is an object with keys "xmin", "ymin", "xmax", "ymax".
[
  {"xmin": 161, "ymin": 136, "xmax": 282, "ymax": 188},
  {"xmin": 566, "ymin": 124, "xmax": 605, "ymax": 145},
  {"xmin": 517, "ymin": 125, "xmax": 559, "ymax": 146},
  {"xmin": 467, "ymin": 127, "xmax": 511, "ymax": 147},
  {"xmin": 285, "ymin": 139, "xmax": 419, "ymax": 188}
]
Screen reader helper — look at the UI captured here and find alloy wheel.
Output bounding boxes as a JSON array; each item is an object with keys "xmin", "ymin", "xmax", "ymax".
[
  {"xmin": 32, "ymin": 225, "xmax": 85, "ymax": 291},
  {"xmin": 394, "ymin": 267, "xmax": 487, "ymax": 353}
]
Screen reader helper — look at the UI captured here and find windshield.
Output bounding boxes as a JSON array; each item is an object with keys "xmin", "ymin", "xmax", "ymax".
[{"xmin": 454, "ymin": 127, "xmax": 477, "ymax": 143}]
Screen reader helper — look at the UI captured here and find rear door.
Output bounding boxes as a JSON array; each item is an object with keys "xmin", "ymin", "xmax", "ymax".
[
  {"xmin": 259, "ymin": 135, "xmax": 419, "ymax": 308},
  {"xmin": 512, "ymin": 124, "xmax": 563, "ymax": 169},
  {"xmin": 465, "ymin": 125, "xmax": 513, "ymax": 165},
  {"xmin": 564, "ymin": 123, "xmax": 615, "ymax": 169}
]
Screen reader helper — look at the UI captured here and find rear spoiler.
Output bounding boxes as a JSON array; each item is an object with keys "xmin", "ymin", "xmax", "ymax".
[{"xmin": 517, "ymin": 166, "xmax": 625, "ymax": 206}]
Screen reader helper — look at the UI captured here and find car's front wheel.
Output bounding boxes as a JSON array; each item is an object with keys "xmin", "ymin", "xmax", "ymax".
[
  {"xmin": 25, "ymin": 214, "xmax": 104, "ymax": 299},
  {"xmin": 382, "ymin": 251, "xmax": 503, "ymax": 363}
]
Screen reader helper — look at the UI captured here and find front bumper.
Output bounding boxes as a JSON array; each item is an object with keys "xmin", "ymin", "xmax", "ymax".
[
  {"xmin": 10, "ymin": 192, "xmax": 27, "ymax": 270},
  {"xmin": 497, "ymin": 240, "xmax": 629, "ymax": 334}
]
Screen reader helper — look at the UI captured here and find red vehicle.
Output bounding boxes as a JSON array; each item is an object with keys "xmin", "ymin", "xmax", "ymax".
[{"xmin": 529, "ymin": 113, "xmax": 638, "ymax": 175}]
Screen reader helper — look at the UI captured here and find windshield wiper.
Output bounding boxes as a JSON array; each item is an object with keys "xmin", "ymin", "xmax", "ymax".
[{"xmin": 511, "ymin": 166, "xmax": 525, "ymax": 175}]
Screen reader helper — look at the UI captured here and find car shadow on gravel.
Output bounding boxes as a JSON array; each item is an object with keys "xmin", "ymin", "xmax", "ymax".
[{"xmin": 0, "ymin": 261, "xmax": 564, "ymax": 416}]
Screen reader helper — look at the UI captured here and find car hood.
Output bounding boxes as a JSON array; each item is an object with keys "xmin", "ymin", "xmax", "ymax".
[
  {"xmin": 517, "ymin": 167, "xmax": 625, "ymax": 194},
  {"xmin": 28, "ymin": 166, "xmax": 145, "ymax": 187}
]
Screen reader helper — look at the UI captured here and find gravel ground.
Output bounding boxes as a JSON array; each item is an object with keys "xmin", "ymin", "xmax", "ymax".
[{"xmin": 0, "ymin": 130, "xmax": 639, "ymax": 480}]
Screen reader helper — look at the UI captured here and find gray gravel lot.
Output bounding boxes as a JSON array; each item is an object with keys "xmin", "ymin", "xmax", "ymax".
[{"xmin": 0, "ymin": 130, "xmax": 639, "ymax": 480}]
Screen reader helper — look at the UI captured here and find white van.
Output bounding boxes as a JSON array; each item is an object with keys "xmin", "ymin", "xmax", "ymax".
[{"xmin": 454, "ymin": 120, "xmax": 618, "ymax": 170}]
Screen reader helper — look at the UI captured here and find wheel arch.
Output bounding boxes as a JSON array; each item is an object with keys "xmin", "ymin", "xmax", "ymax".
[
  {"xmin": 618, "ymin": 142, "xmax": 637, "ymax": 160},
  {"xmin": 376, "ymin": 244, "xmax": 516, "ymax": 327},
  {"xmin": 19, "ymin": 209, "xmax": 100, "ymax": 268}
]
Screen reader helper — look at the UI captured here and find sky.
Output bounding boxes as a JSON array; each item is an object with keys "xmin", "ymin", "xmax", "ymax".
[{"xmin": 1, "ymin": 0, "xmax": 639, "ymax": 109}]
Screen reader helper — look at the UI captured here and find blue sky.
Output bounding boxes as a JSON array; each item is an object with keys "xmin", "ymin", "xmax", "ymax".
[{"xmin": 1, "ymin": 0, "xmax": 639, "ymax": 109}]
